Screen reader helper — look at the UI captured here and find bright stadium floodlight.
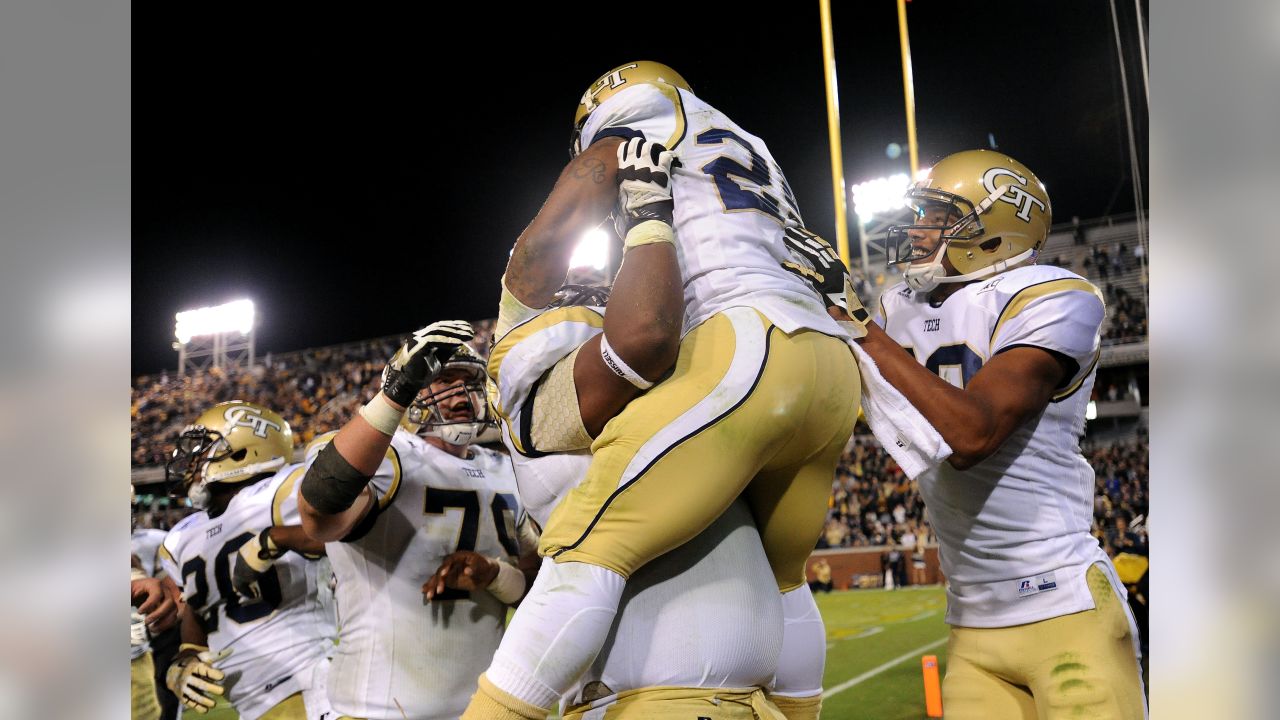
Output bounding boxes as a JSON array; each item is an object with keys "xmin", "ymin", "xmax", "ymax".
[
  {"xmin": 569, "ymin": 228, "xmax": 610, "ymax": 271},
  {"xmin": 849, "ymin": 167, "xmax": 931, "ymax": 221},
  {"xmin": 175, "ymin": 299, "xmax": 255, "ymax": 344}
]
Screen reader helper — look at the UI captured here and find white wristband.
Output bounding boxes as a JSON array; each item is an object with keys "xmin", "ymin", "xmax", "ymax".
[
  {"xmin": 599, "ymin": 333, "xmax": 655, "ymax": 390},
  {"xmin": 486, "ymin": 557, "xmax": 526, "ymax": 605},
  {"xmin": 359, "ymin": 392, "xmax": 406, "ymax": 436}
]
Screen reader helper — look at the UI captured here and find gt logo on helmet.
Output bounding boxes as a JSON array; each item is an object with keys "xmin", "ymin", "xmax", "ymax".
[
  {"xmin": 582, "ymin": 63, "xmax": 638, "ymax": 107},
  {"xmin": 982, "ymin": 167, "xmax": 1047, "ymax": 222},
  {"xmin": 223, "ymin": 405, "xmax": 283, "ymax": 438}
]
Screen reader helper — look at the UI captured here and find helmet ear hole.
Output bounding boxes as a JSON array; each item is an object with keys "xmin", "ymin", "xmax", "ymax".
[
  {"xmin": 230, "ymin": 447, "xmax": 248, "ymax": 461},
  {"xmin": 979, "ymin": 237, "xmax": 1002, "ymax": 253}
]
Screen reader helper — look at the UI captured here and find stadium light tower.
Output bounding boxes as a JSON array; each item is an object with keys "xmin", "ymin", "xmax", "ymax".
[{"xmin": 173, "ymin": 298, "xmax": 256, "ymax": 374}]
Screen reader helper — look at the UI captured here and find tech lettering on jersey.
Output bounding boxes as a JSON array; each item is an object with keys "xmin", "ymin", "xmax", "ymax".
[
  {"xmin": 924, "ymin": 319, "xmax": 941, "ymax": 332},
  {"xmin": 223, "ymin": 405, "xmax": 283, "ymax": 438},
  {"xmin": 982, "ymin": 167, "xmax": 1046, "ymax": 221}
]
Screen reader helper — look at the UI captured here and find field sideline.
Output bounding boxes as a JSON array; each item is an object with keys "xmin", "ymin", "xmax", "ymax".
[{"xmin": 817, "ymin": 584, "xmax": 949, "ymax": 719}]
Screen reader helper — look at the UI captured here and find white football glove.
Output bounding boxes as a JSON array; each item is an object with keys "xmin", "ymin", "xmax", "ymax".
[
  {"xmin": 130, "ymin": 611, "xmax": 148, "ymax": 649},
  {"xmin": 381, "ymin": 320, "xmax": 475, "ymax": 408},
  {"xmin": 615, "ymin": 137, "xmax": 679, "ymax": 236},
  {"xmin": 166, "ymin": 644, "xmax": 232, "ymax": 714}
]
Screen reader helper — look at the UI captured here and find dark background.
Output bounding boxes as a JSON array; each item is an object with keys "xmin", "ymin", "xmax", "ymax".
[{"xmin": 134, "ymin": 2, "xmax": 1148, "ymax": 374}]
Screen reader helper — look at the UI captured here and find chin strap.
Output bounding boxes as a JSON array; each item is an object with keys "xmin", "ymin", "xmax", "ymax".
[{"xmin": 905, "ymin": 247, "xmax": 1038, "ymax": 292}]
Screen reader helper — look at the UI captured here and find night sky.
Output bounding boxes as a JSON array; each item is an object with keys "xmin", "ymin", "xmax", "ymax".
[{"xmin": 134, "ymin": 2, "xmax": 1148, "ymax": 375}]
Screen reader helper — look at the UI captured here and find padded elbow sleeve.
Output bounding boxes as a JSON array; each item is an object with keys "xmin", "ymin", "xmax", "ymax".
[{"xmin": 299, "ymin": 441, "xmax": 372, "ymax": 515}]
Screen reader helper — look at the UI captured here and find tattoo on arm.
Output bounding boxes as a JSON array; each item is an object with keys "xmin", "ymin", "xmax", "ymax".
[{"xmin": 572, "ymin": 157, "xmax": 607, "ymax": 184}]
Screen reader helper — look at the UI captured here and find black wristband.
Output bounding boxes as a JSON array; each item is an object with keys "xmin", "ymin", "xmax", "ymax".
[
  {"xmin": 256, "ymin": 527, "xmax": 285, "ymax": 560},
  {"xmin": 300, "ymin": 442, "xmax": 373, "ymax": 515}
]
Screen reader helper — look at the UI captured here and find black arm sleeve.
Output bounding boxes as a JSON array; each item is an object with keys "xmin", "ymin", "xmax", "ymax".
[{"xmin": 299, "ymin": 441, "xmax": 372, "ymax": 515}]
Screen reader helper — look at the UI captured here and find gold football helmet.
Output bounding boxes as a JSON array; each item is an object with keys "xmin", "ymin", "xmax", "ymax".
[
  {"xmin": 886, "ymin": 149, "xmax": 1052, "ymax": 292},
  {"xmin": 166, "ymin": 401, "xmax": 294, "ymax": 508},
  {"xmin": 405, "ymin": 343, "xmax": 495, "ymax": 446},
  {"xmin": 570, "ymin": 61, "xmax": 692, "ymax": 158}
]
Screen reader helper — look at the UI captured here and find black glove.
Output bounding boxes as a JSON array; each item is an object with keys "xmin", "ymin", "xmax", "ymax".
[
  {"xmin": 381, "ymin": 320, "xmax": 474, "ymax": 407},
  {"xmin": 781, "ymin": 224, "xmax": 871, "ymax": 336}
]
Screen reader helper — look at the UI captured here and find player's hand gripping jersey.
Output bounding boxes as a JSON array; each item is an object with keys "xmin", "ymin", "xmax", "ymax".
[
  {"xmin": 308, "ymin": 428, "xmax": 522, "ymax": 720},
  {"xmin": 489, "ymin": 301, "xmax": 787, "ymax": 701},
  {"xmin": 578, "ymin": 80, "xmax": 849, "ymax": 341},
  {"xmin": 160, "ymin": 466, "xmax": 334, "ymax": 720},
  {"xmin": 877, "ymin": 264, "xmax": 1111, "ymax": 627}
]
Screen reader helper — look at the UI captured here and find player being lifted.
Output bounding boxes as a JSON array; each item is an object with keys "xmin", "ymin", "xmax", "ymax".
[
  {"xmin": 465, "ymin": 62, "xmax": 861, "ymax": 720},
  {"xmin": 298, "ymin": 323, "xmax": 533, "ymax": 720},
  {"xmin": 792, "ymin": 149, "xmax": 1145, "ymax": 719},
  {"xmin": 479, "ymin": 137, "xmax": 824, "ymax": 718},
  {"xmin": 159, "ymin": 401, "xmax": 335, "ymax": 720}
]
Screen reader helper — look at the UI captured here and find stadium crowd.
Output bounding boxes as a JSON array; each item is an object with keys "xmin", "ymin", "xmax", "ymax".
[
  {"xmin": 133, "ymin": 337, "xmax": 1150, "ymax": 561},
  {"xmin": 131, "ymin": 322, "xmax": 496, "ymax": 468}
]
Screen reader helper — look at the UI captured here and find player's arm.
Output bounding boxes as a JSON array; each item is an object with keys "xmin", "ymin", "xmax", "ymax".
[
  {"xmin": 231, "ymin": 524, "xmax": 326, "ymax": 601},
  {"xmin": 504, "ymin": 136, "xmax": 626, "ymax": 308},
  {"xmin": 573, "ymin": 138, "xmax": 684, "ymax": 435},
  {"xmin": 424, "ymin": 517, "xmax": 542, "ymax": 605},
  {"xmin": 856, "ymin": 323, "xmax": 1072, "ymax": 469},
  {"xmin": 781, "ymin": 228, "xmax": 1071, "ymax": 470},
  {"xmin": 299, "ymin": 320, "xmax": 474, "ymax": 541}
]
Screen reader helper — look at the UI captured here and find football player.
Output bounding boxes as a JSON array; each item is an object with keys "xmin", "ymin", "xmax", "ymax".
[
  {"xmin": 133, "ymin": 502, "xmax": 183, "ymax": 720},
  {"xmin": 159, "ymin": 401, "xmax": 336, "ymax": 719},
  {"xmin": 297, "ymin": 323, "xmax": 531, "ymax": 720},
  {"xmin": 132, "ymin": 553, "xmax": 179, "ymax": 720},
  {"xmin": 465, "ymin": 63, "xmax": 859, "ymax": 720},
  {"xmin": 798, "ymin": 149, "xmax": 1145, "ymax": 719},
  {"xmin": 474, "ymin": 137, "xmax": 823, "ymax": 719}
]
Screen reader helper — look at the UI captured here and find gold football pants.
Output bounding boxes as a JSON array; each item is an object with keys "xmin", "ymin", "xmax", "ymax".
[
  {"xmin": 130, "ymin": 652, "xmax": 162, "ymax": 720},
  {"xmin": 563, "ymin": 686, "xmax": 786, "ymax": 720},
  {"xmin": 539, "ymin": 307, "xmax": 861, "ymax": 592},
  {"xmin": 943, "ymin": 564, "xmax": 1147, "ymax": 720}
]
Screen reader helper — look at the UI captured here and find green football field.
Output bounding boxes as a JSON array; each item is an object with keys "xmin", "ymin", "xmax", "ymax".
[
  {"xmin": 816, "ymin": 584, "xmax": 949, "ymax": 719},
  {"xmin": 188, "ymin": 585, "xmax": 949, "ymax": 720}
]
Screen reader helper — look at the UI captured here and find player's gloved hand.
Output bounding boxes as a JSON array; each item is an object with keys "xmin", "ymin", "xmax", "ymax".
[
  {"xmin": 780, "ymin": 224, "xmax": 871, "ymax": 337},
  {"xmin": 615, "ymin": 137, "xmax": 680, "ymax": 235},
  {"xmin": 381, "ymin": 320, "xmax": 475, "ymax": 408},
  {"xmin": 232, "ymin": 528, "xmax": 284, "ymax": 603},
  {"xmin": 840, "ymin": 275, "xmax": 872, "ymax": 339},
  {"xmin": 781, "ymin": 224, "xmax": 847, "ymax": 309},
  {"xmin": 166, "ymin": 644, "xmax": 232, "ymax": 714}
]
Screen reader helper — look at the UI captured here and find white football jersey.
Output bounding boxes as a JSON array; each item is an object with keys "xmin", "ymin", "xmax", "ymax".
[
  {"xmin": 131, "ymin": 528, "xmax": 168, "ymax": 578},
  {"xmin": 878, "ymin": 264, "xmax": 1111, "ymax": 627},
  {"xmin": 490, "ymin": 299, "xmax": 784, "ymax": 695},
  {"xmin": 317, "ymin": 429, "xmax": 521, "ymax": 720},
  {"xmin": 160, "ymin": 467, "xmax": 336, "ymax": 720},
  {"xmin": 580, "ymin": 83, "xmax": 848, "ymax": 341}
]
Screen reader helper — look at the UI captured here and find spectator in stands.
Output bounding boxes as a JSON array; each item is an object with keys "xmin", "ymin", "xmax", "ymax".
[{"xmin": 808, "ymin": 559, "xmax": 833, "ymax": 594}]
